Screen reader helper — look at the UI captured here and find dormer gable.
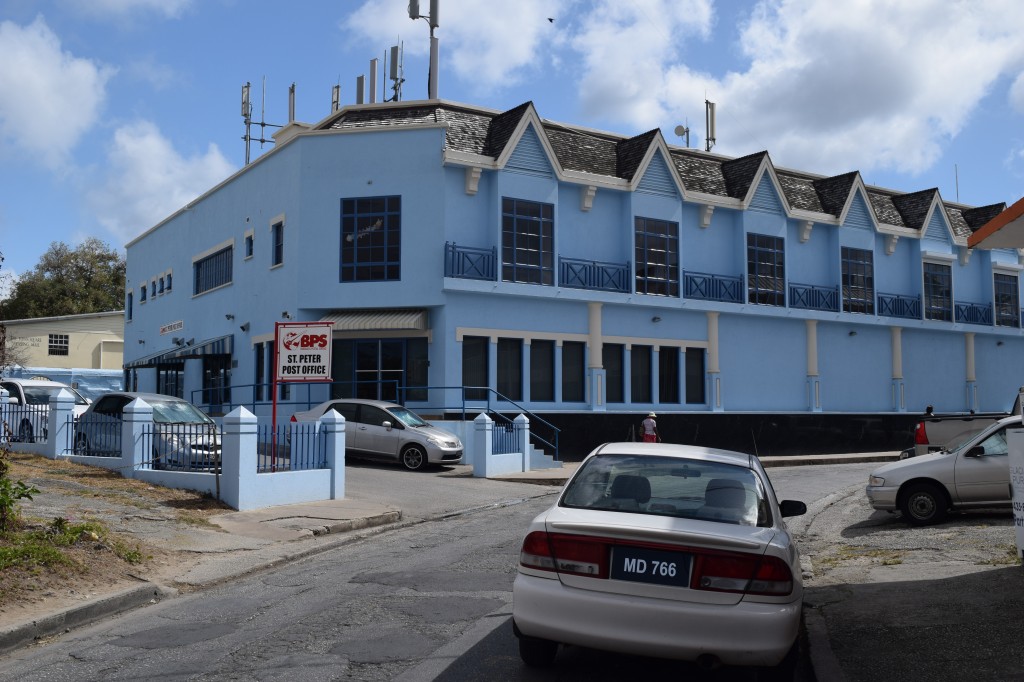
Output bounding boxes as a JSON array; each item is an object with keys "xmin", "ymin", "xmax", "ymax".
[
  {"xmin": 812, "ymin": 171, "xmax": 859, "ymax": 218},
  {"xmin": 616, "ymin": 129, "xmax": 660, "ymax": 181},
  {"xmin": 891, "ymin": 189, "xmax": 939, "ymax": 231},
  {"xmin": 721, "ymin": 151, "xmax": 768, "ymax": 200}
]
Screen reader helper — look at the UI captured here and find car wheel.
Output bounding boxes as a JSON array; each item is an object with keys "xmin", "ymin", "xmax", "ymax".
[
  {"xmin": 400, "ymin": 444, "xmax": 428, "ymax": 472},
  {"xmin": 900, "ymin": 482, "xmax": 948, "ymax": 526},
  {"xmin": 74, "ymin": 434, "xmax": 90, "ymax": 457},
  {"xmin": 518, "ymin": 635, "xmax": 558, "ymax": 667},
  {"xmin": 18, "ymin": 421, "xmax": 34, "ymax": 443}
]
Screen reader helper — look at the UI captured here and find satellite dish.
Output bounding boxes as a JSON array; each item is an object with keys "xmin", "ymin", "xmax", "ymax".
[{"xmin": 674, "ymin": 125, "xmax": 686, "ymax": 136}]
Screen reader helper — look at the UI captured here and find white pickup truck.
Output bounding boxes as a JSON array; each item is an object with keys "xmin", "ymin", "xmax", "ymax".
[{"xmin": 906, "ymin": 393, "xmax": 1022, "ymax": 458}]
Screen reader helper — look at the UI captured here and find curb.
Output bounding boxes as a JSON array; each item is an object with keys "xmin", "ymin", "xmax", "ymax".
[{"xmin": 0, "ymin": 582, "xmax": 174, "ymax": 657}]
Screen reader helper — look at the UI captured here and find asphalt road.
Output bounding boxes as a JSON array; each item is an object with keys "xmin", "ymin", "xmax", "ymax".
[{"xmin": 0, "ymin": 462, "xmax": 879, "ymax": 681}]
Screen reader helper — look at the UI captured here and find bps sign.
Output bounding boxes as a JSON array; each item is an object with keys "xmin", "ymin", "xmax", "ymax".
[{"xmin": 275, "ymin": 322, "xmax": 334, "ymax": 382}]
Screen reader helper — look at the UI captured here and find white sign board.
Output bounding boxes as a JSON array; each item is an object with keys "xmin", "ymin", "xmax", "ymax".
[
  {"xmin": 1007, "ymin": 428, "xmax": 1024, "ymax": 565},
  {"xmin": 275, "ymin": 322, "xmax": 333, "ymax": 382}
]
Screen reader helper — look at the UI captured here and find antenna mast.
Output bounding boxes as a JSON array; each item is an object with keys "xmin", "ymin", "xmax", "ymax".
[
  {"xmin": 409, "ymin": 0, "xmax": 440, "ymax": 99},
  {"xmin": 705, "ymin": 100, "xmax": 716, "ymax": 153},
  {"xmin": 241, "ymin": 77, "xmax": 285, "ymax": 165}
]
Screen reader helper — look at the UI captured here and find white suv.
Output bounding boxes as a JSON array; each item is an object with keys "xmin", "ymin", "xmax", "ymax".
[{"xmin": 1, "ymin": 378, "xmax": 92, "ymax": 442}]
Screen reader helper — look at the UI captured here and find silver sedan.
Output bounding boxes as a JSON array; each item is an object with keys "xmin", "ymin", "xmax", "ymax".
[
  {"xmin": 511, "ymin": 442, "xmax": 807, "ymax": 672},
  {"xmin": 866, "ymin": 415, "xmax": 1017, "ymax": 525}
]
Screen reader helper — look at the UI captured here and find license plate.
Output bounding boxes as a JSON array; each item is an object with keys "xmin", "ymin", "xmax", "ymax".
[{"xmin": 610, "ymin": 546, "xmax": 692, "ymax": 588}]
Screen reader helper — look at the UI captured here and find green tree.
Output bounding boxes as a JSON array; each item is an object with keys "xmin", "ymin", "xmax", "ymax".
[{"xmin": 0, "ymin": 239, "xmax": 126, "ymax": 320}]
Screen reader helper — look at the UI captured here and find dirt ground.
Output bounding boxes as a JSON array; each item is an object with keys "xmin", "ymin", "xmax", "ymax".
[{"xmin": 1, "ymin": 451, "xmax": 233, "ymax": 627}]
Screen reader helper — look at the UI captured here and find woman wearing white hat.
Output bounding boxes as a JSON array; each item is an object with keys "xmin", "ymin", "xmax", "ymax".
[{"xmin": 641, "ymin": 412, "xmax": 660, "ymax": 443}]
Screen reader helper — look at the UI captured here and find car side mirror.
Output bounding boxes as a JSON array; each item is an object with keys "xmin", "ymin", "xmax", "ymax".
[
  {"xmin": 382, "ymin": 420, "xmax": 392, "ymax": 431},
  {"xmin": 965, "ymin": 446, "xmax": 985, "ymax": 457},
  {"xmin": 779, "ymin": 500, "xmax": 807, "ymax": 517}
]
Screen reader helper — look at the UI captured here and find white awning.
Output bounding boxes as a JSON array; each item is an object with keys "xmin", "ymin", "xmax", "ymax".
[{"xmin": 319, "ymin": 309, "xmax": 427, "ymax": 332}]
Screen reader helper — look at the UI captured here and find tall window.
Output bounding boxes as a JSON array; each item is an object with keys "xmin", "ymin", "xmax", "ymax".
[
  {"xmin": 462, "ymin": 336, "xmax": 489, "ymax": 400},
  {"xmin": 635, "ymin": 217, "xmax": 679, "ymax": 296},
  {"xmin": 157, "ymin": 362, "xmax": 184, "ymax": 398},
  {"xmin": 842, "ymin": 247, "xmax": 874, "ymax": 314},
  {"xmin": 126, "ymin": 291, "xmax": 133, "ymax": 321},
  {"xmin": 202, "ymin": 356, "xmax": 232, "ymax": 408},
  {"xmin": 685, "ymin": 348, "xmax": 706, "ymax": 404},
  {"xmin": 271, "ymin": 222, "xmax": 284, "ymax": 266},
  {"xmin": 166, "ymin": 272, "xmax": 173, "ymax": 291},
  {"xmin": 562, "ymin": 341, "xmax": 586, "ymax": 402},
  {"xmin": 139, "ymin": 284, "xmax": 147, "ymax": 303},
  {"xmin": 747, "ymin": 233, "xmax": 785, "ymax": 306},
  {"xmin": 194, "ymin": 246, "xmax": 233, "ymax": 295},
  {"xmin": 994, "ymin": 273, "xmax": 1020, "ymax": 327},
  {"xmin": 341, "ymin": 196, "xmax": 401, "ymax": 282},
  {"xmin": 631, "ymin": 345, "xmax": 652, "ymax": 403},
  {"xmin": 48, "ymin": 334, "xmax": 69, "ymax": 356},
  {"xmin": 255, "ymin": 343, "xmax": 267, "ymax": 401},
  {"xmin": 497, "ymin": 338, "xmax": 523, "ymax": 400},
  {"xmin": 530, "ymin": 340, "xmax": 554, "ymax": 402},
  {"xmin": 245, "ymin": 234, "xmax": 254, "ymax": 259},
  {"xmin": 502, "ymin": 197, "xmax": 553, "ymax": 285},
  {"xmin": 604, "ymin": 343, "xmax": 624, "ymax": 403},
  {"xmin": 923, "ymin": 262, "xmax": 952, "ymax": 321},
  {"xmin": 659, "ymin": 347, "xmax": 680, "ymax": 404}
]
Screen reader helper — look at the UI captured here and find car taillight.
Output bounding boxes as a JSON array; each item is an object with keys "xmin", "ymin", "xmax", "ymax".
[
  {"xmin": 693, "ymin": 553, "xmax": 793, "ymax": 595},
  {"xmin": 914, "ymin": 421, "xmax": 927, "ymax": 445},
  {"xmin": 519, "ymin": 531, "xmax": 607, "ymax": 577}
]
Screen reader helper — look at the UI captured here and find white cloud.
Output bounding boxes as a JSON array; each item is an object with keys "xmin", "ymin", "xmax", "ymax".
[
  {"xmin": 655, "ymin": 0, "xmax": 1024, "ymax": 176},
  {"xmin": 87, "ymin": 121, "xmax": 235, "ymax": 243},
  {"xmin": 345, "ymin": 0, "xmax": 570, "ymax": 94},
  {"xmin": 1010, "ymin": 71, "xmax": 1024, "ymax": 114},
  {"xmin": 62, "ymin": 0, "xmax": 194, "ymax": 20},
  {"xmin": 0, "ymin": 16, "xmax": 114, "ymax": 169}
]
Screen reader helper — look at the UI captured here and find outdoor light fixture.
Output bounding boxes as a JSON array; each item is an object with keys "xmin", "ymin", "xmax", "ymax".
[
  {"xmin": 652, "ymin": 316, "xmax": 662, "ymax": 323},
  {"xmin": 138, "ymin": 339, "xmax": 145, "ymax": 345},
  {"xmin": 848, "ymin": 330, "xmax": 857, "ymax": 337},
  {"xmin": 185, "ymin": 338, "xmax": 195, "ymax": 347},
  {"xmin": 225, "ymin": 314, "xmax": 235, "ymax": 320},
  {"xmin": 998, "ymin": 340, "xmax": 1005, "ymax": 346},
  {"xmin": 282, "ymin": 311, "xmax": 292, "ymax": 319},
  {"xmin": 239, "ymin": 322, "xmax": 250, "ymax": 332},
  {"xmin": 172, "ymin": 337, "xmax": 185, "ymax": 347}
]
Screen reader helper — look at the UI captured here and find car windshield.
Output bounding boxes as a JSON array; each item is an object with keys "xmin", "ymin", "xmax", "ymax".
[
  {"xmin": 561, "ymin": 453, "xmax": 771, "ymax": 527},
  {"xmin": 23, "ymin": 386, "xmax": 89, "ymax": 406},
  {"xmin": 150, "ymin": 399, "xmax": 214, "ymax": 425},
  {"xmin": 388, "ymin": 406, "xmax": 428, "ymax": 428}
]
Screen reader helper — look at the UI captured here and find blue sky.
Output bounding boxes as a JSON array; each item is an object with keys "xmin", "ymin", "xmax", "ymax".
[{"xmin": 2, "ymin": 0, "xmax": 1024, "ymax": 295}]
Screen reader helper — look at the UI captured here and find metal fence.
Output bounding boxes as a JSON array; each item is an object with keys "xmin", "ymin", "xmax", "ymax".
[
  {"xmin": 256, "ymin": 422, "xmax": 325, "ymax": 473},
  {"xmin": 2, "ymin": 404, "xmax": 50, "ymax": 443},
  {"xmin": 492, "ymin": 419, "xmax": 524, "ymax": 455},
  {"xmin": 71, "ymin": 415, "xmax": 122, "ymax": 457},
  {"xmin": 141, "ymin": 422, "xmax": 221, "ymax": 471}
]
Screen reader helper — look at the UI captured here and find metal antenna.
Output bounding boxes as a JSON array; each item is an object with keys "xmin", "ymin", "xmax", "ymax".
[
  {"xmin": 409, "ymin": 0, "xmax": 440, "ymax": 99},
  {"xmin": 705, "ymin": 100, "xmax": 716, "ymax": 153},
  {"xmin": 385, "ymin": 41, "xmax": 405, "ymax": 102},
  {"xmin": 674, "ymin": 123, "xmax": 690, "ymax": 148},
  {"xmin": 241, "ymin": 76, "xmax": 285, "ymax": 165}
]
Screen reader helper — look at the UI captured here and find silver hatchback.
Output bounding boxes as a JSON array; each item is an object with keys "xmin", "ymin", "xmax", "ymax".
[{"xmin": 290, "ymin": 399, "xmax": 463, "ymax": 471}]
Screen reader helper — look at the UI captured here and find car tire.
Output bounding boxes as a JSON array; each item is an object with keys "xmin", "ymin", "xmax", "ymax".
[
  {"xmin": 518, "ymin": 635, "xmax": 558, "ymax": 667},
  {"xmin": 400, "ymin": 444, "xmax": 428, "ymax": 472},
  {"xmin": 74, "ymin": 434, "xmax": 90, "ymax": 457},
  {"xmin": 18, "ymin": 421, "xmax": 34, "ymax": 443},
  {"xmin": 900, "ymin": 482, "xmax": 948, "ymax": 526},
  {"xmin": 757, "ymin": 639, "xmax": 799, "ymax": 681}
]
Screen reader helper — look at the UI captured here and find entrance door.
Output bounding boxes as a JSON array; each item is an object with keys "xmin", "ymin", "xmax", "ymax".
[{"xmin": 354, "ymin": 340, "xmax": 405, "ymax": 402}]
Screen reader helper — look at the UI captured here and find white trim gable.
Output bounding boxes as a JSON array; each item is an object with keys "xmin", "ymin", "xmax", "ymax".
[
  {"xmin": 742, "ymin": 160, "xmax": 793, "ymax": 216},
  {"xmin": 493, "ymin": 106, "xmax": 563, "ymax": 175},
  {"xmin": 629, "ymin": 134, "xmax": 687, "ymax": 198},
  {"xmin": 920, "ymin": 195, "xmax": 959, "ymax": 246}
]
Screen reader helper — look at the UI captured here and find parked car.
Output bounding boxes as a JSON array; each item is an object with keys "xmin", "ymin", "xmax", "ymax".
[
  {"xmin": 290, "ymin": 399, "xmax": 463, "ymax": 471},
  {"xmin": 1, "ymin": 378, "xmax": 91, "ymax": 442},
  {"xmin": 867, "ymin": 415, "xmax": 1019, "ymax": 525},
  {"xmin": 511, "ymin": 442, "xmax": 807, "ymax": 672},
  {"xmin": 74, "ymin": 392, "xmax": 220, "ymax": 470}
]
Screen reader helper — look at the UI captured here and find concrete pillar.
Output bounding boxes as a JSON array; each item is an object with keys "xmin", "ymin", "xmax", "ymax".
[
  {"xmin": 48, "ymin": 389, "xmax": 76, "ymax": 458},
  {"xmin": 806, "ymin": 320, "xmax": 821, "ymax": 412},
  {"xmin": 320, "ymin": 409, "xmax": 346, "ymax": 500},
  {"xmin": 472, "ymin": 412, "xmax": 493, "ymax": 478},
  {"xmin": 965, "ymin": 332, "xmax": 977, "ymax": 412},
  {"xmin": 891, "ymin": 326, "xmax": 905, "ymax": 412},
  {"xmin": 222, "ymin": 407, "xmax": 258, "ymax": 510},
  {"xmin": 707, "ymin": 312, "xmax": 723, "ymax": 412},
  {"xmin": 122, "ymin": 398, "xmax": 154, "ymax": 477},
  {"xmin": 514, "ymin": 413, "xmax": 530, "ymax": 473}
]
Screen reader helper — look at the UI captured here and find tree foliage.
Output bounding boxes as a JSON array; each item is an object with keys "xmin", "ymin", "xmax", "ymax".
[{"xmin": 0, "ymin": 239, "xmax": 126, "ymax": 320}]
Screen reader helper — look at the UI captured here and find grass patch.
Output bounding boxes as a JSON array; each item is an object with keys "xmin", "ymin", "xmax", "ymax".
[
  {"xmin": 815, "ymin": 544, "xmax": 904, "ymax": 570},
  {"xmin": 977, "ymin": 543, "xmax": 1021, "ymax": 567}
]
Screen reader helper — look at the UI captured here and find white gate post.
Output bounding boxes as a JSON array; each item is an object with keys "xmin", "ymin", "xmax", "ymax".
[
  {"xmin": 222, "ymin": 407, "xmax": 257, "ymax": 511},
  {"xmin": 472, "ymin": 413, "xmax": 493, "ymax": 478},
  {"xmin": 320, "ymin": 410, "xmax": 346, "ymax": 499},
  {"xmin": 122, "ymin": 398, "xmax": 153, "ymax": 477}
]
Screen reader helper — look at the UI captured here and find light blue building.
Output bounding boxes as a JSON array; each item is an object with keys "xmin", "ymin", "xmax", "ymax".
[{"xmin": 123, "ymin": 99, "xmax": 1021, "ymax": 455}]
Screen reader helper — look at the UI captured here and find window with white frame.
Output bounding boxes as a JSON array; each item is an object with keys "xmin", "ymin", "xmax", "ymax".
[
  {"xmin": 48, "ymin": 334, "xmax": 69, "ymax": 356},
  {"xmin": 842, "ymin": 247, "xmax": 874, "ymax": 314},
  {"xmin": 994, "ymin": 272, "xmax": 1019, "ymax": 327},
  {"xmin": 747, "ymin": 233, "xmax": 785, "ymax": 306},
  {"xmin": 923, "ymin": 261, "xmax": 952, "ymax": 321},
  {"xmin": 635, "ymin": 216, "xmax": 679, "ymax": 297},
  {"xmin": 194, "ymin": 246, "xmax": 233, "ymax": 295}
]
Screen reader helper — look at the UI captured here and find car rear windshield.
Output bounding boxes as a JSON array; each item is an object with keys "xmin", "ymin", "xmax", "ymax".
[
  {"xmin": 561, "ymin": 454, "xmax": 771, "ymax": 527},
  {"xmin": 150, "ymin": 400, "xmax": 214, "ymax": 425}
]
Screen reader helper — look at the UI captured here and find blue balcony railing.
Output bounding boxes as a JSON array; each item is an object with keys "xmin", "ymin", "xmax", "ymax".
[
  {"xmin": 954, "ymin": 301, "xmax": 993, "ymax": 326},
  {"xmin": 789, "ymin": 282, "xmax": 839, "ymax": 312},
  {"xmin": 444, "ymin": 242, "xmax": 496, "ymax": 281},
  {"xmin": 683, "ymin": 271, "xmax": 743, "ymax": 303},
  {"xmin": 877, "ymin": 292, "xmax": 922, "ymax": 320},
  {"xmin": 559, "ymin": 257, "xmax": 630, "ymax": 293}
]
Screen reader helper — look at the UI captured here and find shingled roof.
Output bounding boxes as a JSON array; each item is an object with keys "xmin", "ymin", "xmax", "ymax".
[{"xmin": 317, "ymin": 101, "xmax": 1005, "ymax": 237}]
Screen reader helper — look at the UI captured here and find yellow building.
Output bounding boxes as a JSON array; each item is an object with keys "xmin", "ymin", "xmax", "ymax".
[{"xmin": 3, "ymin": 311, "xmax": 124, "ymax": 370}]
